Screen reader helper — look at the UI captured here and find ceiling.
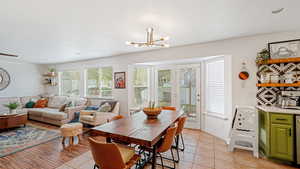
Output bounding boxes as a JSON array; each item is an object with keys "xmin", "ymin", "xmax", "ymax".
[{"xmin": 0, "ymin": 0, "xmax": 300, "ymax": 64}]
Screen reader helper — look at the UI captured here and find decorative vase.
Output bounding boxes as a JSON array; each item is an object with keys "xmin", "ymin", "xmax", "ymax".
[
  {"xmin": 143, "ymin": 108, "xmax": 162, "ymax": 119},
  {"xmin": 9, "ymin": 109, "xmax": 17, "ymax": 114}
]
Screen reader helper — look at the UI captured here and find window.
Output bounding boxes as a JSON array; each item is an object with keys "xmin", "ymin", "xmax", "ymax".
[
  {"xmin": 86, "ymin": 67, "xmax": 113, "ymax": 97},
  {"xmin": 205, "ymin": 58, "xmax": 225, "ymax": 115},
  {"xmin": 60, "ymin": 71, "xmax": 80, "ymax": 96},
  {"xmin": 132, "ymin": 67, "xmax": 150, "ymax": 108},
  {"xmin": 157, "ymin": 69, "xmax": 172, "ymax": 107}
]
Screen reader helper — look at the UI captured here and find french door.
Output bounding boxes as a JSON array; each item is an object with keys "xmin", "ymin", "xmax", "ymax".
[
  {"xmin": 155, "ymin": 65, "xmax": 201, "ymax": 129},
  {"xmin": 176, "ymin": 65, "xmax": 201, "ymax": 129}
]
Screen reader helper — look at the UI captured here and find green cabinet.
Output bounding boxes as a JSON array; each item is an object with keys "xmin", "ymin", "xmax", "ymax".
[
  {"xmin": 258, "ymin": 110, "xmax": 294, "ymax": 162},
  {"xmin": 270, "ymin": 123, "xmax": 293, "ymax": 161}
]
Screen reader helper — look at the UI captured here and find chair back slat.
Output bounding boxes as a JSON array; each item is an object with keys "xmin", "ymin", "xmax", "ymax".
[
  {"xmin": 88, "ymin": 137, "xmax": 125, "ymax": 169},
  {"xmin": 162, "ymin": 106, "xmax": 176, "ymax": 111}
]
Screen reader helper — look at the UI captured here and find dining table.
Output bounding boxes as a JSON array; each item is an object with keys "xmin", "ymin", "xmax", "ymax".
[{"xmin": 91, "ymin": 110, "xmax": 184, "ymax": 169}]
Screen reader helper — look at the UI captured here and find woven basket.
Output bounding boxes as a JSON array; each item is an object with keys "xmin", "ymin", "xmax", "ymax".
[{"xmin": 143, "ymin": 108, "xmax": 162, "ymax": 119}]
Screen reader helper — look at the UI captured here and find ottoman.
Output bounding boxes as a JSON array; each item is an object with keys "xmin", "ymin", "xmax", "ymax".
[{"xmin": 60, "ymin": 122, "xmax": 83, "ymax": 145}]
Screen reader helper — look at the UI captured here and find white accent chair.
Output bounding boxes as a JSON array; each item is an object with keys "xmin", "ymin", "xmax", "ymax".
[{"xmin": 228, "ymin": 106, "xmax": 259, "ymax": 158}]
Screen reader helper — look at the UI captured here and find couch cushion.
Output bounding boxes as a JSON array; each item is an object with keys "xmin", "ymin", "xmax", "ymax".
[
  {"xmin": 27, "ymin": 108, "xmax": 45, "ymax": 117},
  {"xmin": 48, "ymin": 96, "xmax": 68, "ymax": 108},
  {"xmin": 42, "ymin": 108, "xmax": 68, "ymax": 120},
  {"xmin": 80, "ymin": 115, "xmax": 94, "ymax": 122},
  {"xmin": 20, "ymin": 96, "xmax": 40, "ymax": 107}
]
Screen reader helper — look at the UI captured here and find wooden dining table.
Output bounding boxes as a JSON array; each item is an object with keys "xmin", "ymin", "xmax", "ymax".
[{"xmin": 91, "ymin": 110, "xmax": 184, "ymax": 169}]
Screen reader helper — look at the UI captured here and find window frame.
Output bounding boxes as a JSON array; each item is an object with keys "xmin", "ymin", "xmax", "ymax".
[
  {"xmin": 59, "ymin": 70, "xmax": 81, "ymax": 97},
  {"xmin": 84, "ymin": 66, "xmax": 113, "ymax": 98}
]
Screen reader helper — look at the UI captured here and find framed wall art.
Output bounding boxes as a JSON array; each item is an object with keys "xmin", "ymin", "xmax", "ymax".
[
  {"xmin": 268, "ymin": 39, "xmax": 300, "ymax": 59},
  {"xmin": 0, "ymin": 68, "xmax": 11, "ymax": 91},
  {"xmin": 114, "ymin": 72, "xmax": 126, "ymax": 89}
]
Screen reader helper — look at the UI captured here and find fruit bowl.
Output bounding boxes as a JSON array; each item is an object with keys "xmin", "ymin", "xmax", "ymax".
[{"xmin": 143, "ymin": 108, "xmax": 162, "ymax": 119}]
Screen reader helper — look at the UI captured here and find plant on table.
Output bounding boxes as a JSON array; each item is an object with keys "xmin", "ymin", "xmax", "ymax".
[{"xmin": 4, "ymin": 102, "xmax": 19, "ymax": 114}]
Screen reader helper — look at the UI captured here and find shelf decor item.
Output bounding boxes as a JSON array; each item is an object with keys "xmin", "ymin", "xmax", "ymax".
[
  {"xmin": 143, "ymin": 101, "xmax": 162, "ymax": 119},
  {"xmin": 256, "ymin": 48, "xmax": 270, "ymax": 65},
  {"xmin": 268, "ymin": 39, "xmax": 300, "ymax": 59},
  {"xmin": 0, "ymin": 68, "xmax": 10, "ymax": 91},
  {"xmin": 114, "ymin": 72, "xmax": 126, "ymax": 89}
]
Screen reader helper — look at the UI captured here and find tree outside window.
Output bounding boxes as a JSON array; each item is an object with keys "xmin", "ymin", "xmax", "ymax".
[
  {"xmin": 86, "ymin": 67, "xmax": 113, "ymax": 97},
  {"xmin": 61, "ymin": 71, "xmax": 80, "ymax": 96}
]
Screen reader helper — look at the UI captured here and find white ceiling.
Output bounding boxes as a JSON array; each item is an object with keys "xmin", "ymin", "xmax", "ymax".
[{"xmin": 0, "ymin": 0, "xmax": 300, "ymax": 64}]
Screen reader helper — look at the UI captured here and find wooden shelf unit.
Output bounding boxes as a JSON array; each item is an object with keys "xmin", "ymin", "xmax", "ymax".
[
  {"xmin": 257, "ymin": 83, "xmax": 300, "ymax": 87},
  {"xmin": 257, "ymin": 57, "xmax": 300, "ymax": 65},
  {"xmin": 43, "ymin": 73, "xmax": 57, "ymax": 77}
]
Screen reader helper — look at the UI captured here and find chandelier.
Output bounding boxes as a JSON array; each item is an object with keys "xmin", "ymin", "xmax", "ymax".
[{"xmin": 126, "ymin": 27, "xmax": 169, "ymax": 48}]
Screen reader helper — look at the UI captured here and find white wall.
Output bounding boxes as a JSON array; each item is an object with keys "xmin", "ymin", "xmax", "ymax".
[
  {"xmin": 49, "ymin": 31, "xmax": 300, "ymax": 140},
  {"xmin": 0, "ymin": 59, "xmax": 44, "ymax": 97}
]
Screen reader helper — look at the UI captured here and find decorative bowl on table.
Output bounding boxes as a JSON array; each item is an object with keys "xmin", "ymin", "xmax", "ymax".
[{"xmin": 143, "ymin": 108, "xmax": 162, "ymax": 119}]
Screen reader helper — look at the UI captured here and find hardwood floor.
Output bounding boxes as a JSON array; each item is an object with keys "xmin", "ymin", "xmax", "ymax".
[
  {"xmin": 0, "ymin": 121, "xmax": 91, "ymax": 169},
  {"xmin": 0, "ymin": 121, "xmax": 298, "ymax": 169}
]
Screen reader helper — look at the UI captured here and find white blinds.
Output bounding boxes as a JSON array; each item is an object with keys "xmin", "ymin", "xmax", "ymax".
[{"xmin": 206, "ymin": 59, "xmax": 225, "ymax": 115}]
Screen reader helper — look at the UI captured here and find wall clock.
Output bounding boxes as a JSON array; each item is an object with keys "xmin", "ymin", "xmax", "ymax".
[{"xmin": 0, "ymin": 68, "xmax": 10, "ymax": 91}]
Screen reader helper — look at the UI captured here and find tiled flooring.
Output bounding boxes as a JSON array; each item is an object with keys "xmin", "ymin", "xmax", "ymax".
[{"xmin": 55, "ymin": 129, "xmax": 298, "ymax": 169}]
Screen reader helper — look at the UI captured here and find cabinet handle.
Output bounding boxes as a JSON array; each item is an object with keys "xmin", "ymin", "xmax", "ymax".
[
  {"xmin": 289, "ymin": 128, "xmax": 292, "ymax": 136},
  {"xmin": 275, "ymin": 118, "xmax": 287, "ymax": 121}
]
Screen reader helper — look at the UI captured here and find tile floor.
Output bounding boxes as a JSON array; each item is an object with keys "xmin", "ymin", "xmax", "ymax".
[{"xmin": 56, "ymin": 129, "xmax": 298, "ymax": 169}]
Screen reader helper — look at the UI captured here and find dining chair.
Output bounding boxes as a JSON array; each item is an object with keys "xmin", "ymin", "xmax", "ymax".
[
  {"xmin": 141, "ymin": 125, "xmax": 178, "ymax": 169},
  {"xmin": 161, "ymin": 106, "xmax": 176, "ymax": 111},
  {"xmin": 174, "ymin": 116, "xmax": 187, "ymax": 162},
  {"xmin": 88, "ymin": 137, "xmax": 141, "ymax": 169},
  {"xmin": 107, "ymin": 115, "xmax": 124, "ymax": 122}
]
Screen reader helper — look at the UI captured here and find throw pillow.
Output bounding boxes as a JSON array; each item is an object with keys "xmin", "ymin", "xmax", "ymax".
[
  {"xmin": 34, "ymin": 99, "xmax": 48, "ymax": 108},
  {"xmin": 99, "ymin": 101, "xmax": 117, "ymax": 112},
  {"xmin": 59, "ymin": 104, "xmax": 67, "ymax": 112},
  {"xmin": 98, "ymin": 103, "xmax": 112, "ymax": 112},
  {"xmin": 85, "ymin": 106, "xmax": 99, "ymax": 110},
  {"xmin": 25, "ymin": 101, "xmax": 35, "ymax": 108}
]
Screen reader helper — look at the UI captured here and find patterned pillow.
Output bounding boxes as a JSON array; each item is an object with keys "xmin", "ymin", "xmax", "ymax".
[
  {"xmin": 98, "ymin": 103, "xmax": 112, "ymax": 112},
  {"xmin": 34, "ymin": 99, "xmax": 48, "ymax": 108}
]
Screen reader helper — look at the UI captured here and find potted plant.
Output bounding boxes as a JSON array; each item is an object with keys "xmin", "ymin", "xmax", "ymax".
[
  {"xmin": 48, "ymin": 68, "xmax": 56, "ymax": 76},
  {"xmin": 4, "ymin": 102, "xmax": 19, "ymax": 114},
  {"xmin": 256, "ymin": 48, "xmax": 270, "ymax": 65}
]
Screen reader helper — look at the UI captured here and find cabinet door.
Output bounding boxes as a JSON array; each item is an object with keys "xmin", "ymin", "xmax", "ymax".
[
  {"xmin": 270, "ymin": 123, "xmax": 294, "ymax": 161},
  {"xmin": 259, "ymin": 110, "xmax": 269, "ymax": 156}
]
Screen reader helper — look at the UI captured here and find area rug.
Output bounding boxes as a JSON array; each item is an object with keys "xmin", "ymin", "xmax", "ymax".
[{"xmin": 0, "ymin": 124, "xmax": 60, "ymax": 157}]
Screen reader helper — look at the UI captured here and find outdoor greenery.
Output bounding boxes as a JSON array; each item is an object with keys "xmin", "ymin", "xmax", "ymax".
[
  {"xmin": 86, "ymin": 67, "xmax": 113, "ymax": 97},
  {"xmin": 61, "ymin": 71, "xmax": 80, "ymax": 96}
]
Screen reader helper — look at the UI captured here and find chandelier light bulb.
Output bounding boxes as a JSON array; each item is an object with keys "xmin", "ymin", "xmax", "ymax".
[{"xmin": 126, "ymin": 28, "xmax": 170, "ymax": 48}]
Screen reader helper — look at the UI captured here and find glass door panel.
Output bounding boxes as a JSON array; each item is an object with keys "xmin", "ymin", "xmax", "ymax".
[
  {"xmin": 178, "ymin": 66, "xmax": 200, "ymax": 129},
  {"xmin": 157, "ymin": 69, "xmax": 172, "ymax": 107}
]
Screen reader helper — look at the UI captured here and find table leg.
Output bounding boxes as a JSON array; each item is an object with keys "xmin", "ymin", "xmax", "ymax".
[
  {"xmin": 106, "ymin": 137, "xmax": 112, "ymax": 143},
  {"xmin": 152, "ymin": 144, "xmax": 157, "ymax": 169}
]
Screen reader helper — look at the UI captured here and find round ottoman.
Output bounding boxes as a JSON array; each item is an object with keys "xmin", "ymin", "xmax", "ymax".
[{"xmin": 60, "ymin": 122, "xmax": 83, "ymax": 145}]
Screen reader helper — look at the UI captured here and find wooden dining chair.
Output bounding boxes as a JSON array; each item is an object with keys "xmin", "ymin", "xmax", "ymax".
[
  {"xmin": 161, "ymin": 106, "xmax": 176, "ymax": 111},
  {"xmin": 141, "ymin": 125, "xmax": 178, "ymax": 169},
  {"xmin": 174, "ymin": 116, "xmax": 187, "ymax": 162},
  {"xmin": 88, "ymin": 137, "xmax": 141, "ymax": 169},
  {"xmin": 107, "ymin": 115, "xmax": 124, "ymax": 122}
]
